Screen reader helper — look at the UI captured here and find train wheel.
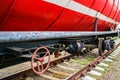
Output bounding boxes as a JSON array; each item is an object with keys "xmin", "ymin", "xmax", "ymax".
[
  {"xmin": 110, "ymin": 40, "xmax": 115, "ymax": 49},
  {"xmin": 104, "ymin": 39, "xmax": 115, "ymax": 51},
  {"xmin": 98, "ymin": 39, "xmax": 105, "ymax": 56},
  {"xmin": 31, "ymin": 46, "xmax": 50, "ymax": 75}
]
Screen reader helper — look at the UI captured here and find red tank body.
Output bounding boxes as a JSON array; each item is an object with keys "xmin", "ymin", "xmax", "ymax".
[{"xmin": 0, "ymin": 0, "xmax": 120, "ymax": 31}]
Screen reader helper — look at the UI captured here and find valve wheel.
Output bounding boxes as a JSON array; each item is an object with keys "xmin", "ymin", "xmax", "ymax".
[{"xmin": 31, "ymin": 46, "xmax": 50, "ymax": 75}]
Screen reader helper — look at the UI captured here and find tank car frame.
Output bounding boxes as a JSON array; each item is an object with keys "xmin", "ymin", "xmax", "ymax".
[
  {"xmin": 0, "ymin": 31, "xmax": 118, "ymax": 74},
  {"xmin": 0, "ymin": 31, "xmax": 117, "ymax": 56}
]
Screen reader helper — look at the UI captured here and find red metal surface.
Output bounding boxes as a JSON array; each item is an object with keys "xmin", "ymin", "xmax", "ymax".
[
  {"xmin": 0, "ymin": 0, "xmax": 120, "ymax": 31},
  {"xmin": 0, "ymin": 0, "xmax": 14, "ymax": 27},
  {"xmin": 0, "ymin": 0, "xmax": 64, "ymax": 30},
  {"xmin": 47, "ymin": 8, "xmax": 85, "ymax": 30},
  {"xmin": 83, "ymin": 0, "xmax": 107, "ymax": 31},
  {"xmin": 118, "ymin": 13, "xmax": 120, "ymax": 22},
  {"xmin": 89, "ymin": 0, "xmax": 107, "ymax": 30},
  {"xmin": 114, "ymin": 0, "xmax": 120, "ymax": 22},
  {"xmin": 110, "ymin": 0, "xmax": 119, "ymax": 30},
  {"xmin": 99, "ymin": 0, "xmax": 114, "ymax": 30},
  {"xmin": 118, "ymin": 1, "xmax": 120, "ymax": 22},
  {"xmin": 102, "ymin": 0, "xmax": 116, "ymax": 30},
  {"xmin": 72, "ymin": 0, "xmax": 95, "ymax": 31}
]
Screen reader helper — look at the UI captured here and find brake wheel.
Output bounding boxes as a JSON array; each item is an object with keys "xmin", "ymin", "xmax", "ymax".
[{"xmin": 31, "ymin": 46, "xmax": 50, "ymax": 75}]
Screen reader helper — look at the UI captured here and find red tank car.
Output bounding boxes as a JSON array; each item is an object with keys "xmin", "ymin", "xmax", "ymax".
[{"xmin": 0, "ymin": 0, "xmax": 120, "ymax": 31}]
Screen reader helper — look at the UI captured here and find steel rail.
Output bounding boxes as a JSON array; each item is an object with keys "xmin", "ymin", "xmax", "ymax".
[
  {"xmin": 65, "ymin": 43, "xmax": 120, "ymax": 80},
  {"xmin": 1, "ymin": 43, "xmax": 120, "ymax": 80},
  {"xmin": 0, "ymin": 54, "xmax": 72, "ymax": 80}
]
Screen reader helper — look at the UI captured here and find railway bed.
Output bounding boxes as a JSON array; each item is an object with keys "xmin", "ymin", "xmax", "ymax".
[
  {"xmin": 0, "ymin": 42, "xmax": 120, "ymax": 80},
  {"xmin": 0, "ymin": 55, "xmax": 29, "ymax": 68}
]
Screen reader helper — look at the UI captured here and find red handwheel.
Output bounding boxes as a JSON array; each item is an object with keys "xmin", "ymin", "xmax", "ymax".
[{"xmin": 31, "ymin": 46, "xmax": 50, "ymax": 75}]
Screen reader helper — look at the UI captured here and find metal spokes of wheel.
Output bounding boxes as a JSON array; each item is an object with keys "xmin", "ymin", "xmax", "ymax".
[{"xmin": 31, "ymin": 46, "xmax": 50, "ymax": 75}]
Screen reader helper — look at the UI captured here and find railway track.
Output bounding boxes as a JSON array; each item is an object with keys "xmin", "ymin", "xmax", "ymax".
[{"xmin": 0, "ymin": 43, "xmax": 120, "ymax": 80}]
